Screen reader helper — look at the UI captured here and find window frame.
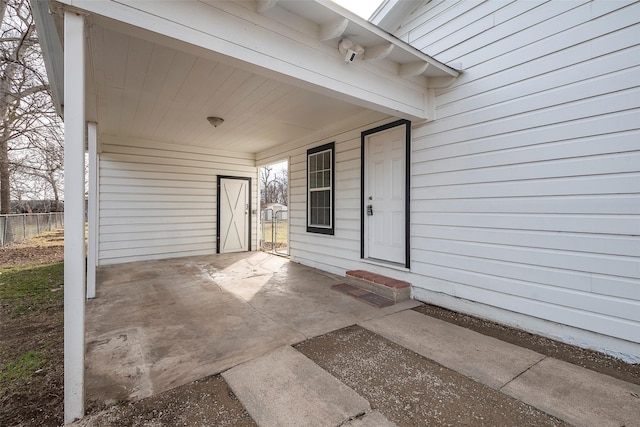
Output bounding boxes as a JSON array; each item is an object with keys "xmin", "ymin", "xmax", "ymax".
[{"xmin": 306, "ymin": 141, "xmax": 335, "ymax": 235}]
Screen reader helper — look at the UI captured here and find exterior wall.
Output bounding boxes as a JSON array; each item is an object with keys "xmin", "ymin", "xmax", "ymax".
[
  {"xmin": 98, "ymin": 136, "xmax": 257, "ymax": 265},
  {"xmin": 397, "ymin": 0, "xmax": 640, "ymax": 360},
  {"xmin": 258, "ymin": 114, "xmax": 401, "ymax": 275},
  {"xmin": 260, "ymin": 1, "xmax": 640, "ymax": 361}
]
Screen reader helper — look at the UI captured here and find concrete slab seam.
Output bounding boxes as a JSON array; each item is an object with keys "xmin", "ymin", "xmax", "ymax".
[
  {"xmin": 336, "ymin": 410, "xmax": 369, "ymax": 426},
  {"xmin": 499, "ymin": 356, "xmax": 548, "ymax": 390},
  {"xmin": 249, "ymin": 297, "xmax": 309, "ymax": 341},
  {"xmin": 357, "ymin": 307, "xmax": 407, "ymax": 323}
]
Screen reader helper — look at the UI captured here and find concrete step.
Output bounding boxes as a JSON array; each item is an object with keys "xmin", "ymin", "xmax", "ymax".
[
  {"xmin": 344, "ymin": 270, "xmax": 410, "ymax": 303},
  {"xmin": 331, "ymin": 283, "xmax": 395, "ymax": 308},
  {"xmin": 222, "ymin": 345, "xmax": 395, "ymax": 426}
]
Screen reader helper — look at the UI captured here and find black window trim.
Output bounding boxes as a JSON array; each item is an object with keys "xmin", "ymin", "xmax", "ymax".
[{"xmin": 306, "ymin": 141, "xmax": 335, "ymax": 235}]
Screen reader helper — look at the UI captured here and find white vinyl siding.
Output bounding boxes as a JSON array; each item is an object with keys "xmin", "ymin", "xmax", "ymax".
[
  {"xmin": 258, "ymin": 113, "xmax": 395, "ymax": 276},
  {"xmin": 98, "ymin": 137, "xmax": 257, "ymax": 265},
  {"xmin": 256, "ymin": 0, "xmax": 640, "ymax": 360},
  {"xmin": 399, "ymin": 0, "xmax": 640, "ymax": 354},
  {"xmin": 291, "ymin": 137, "xmax": 359, "ymax": 267},
  {"xmin": 255, "ymin": 1, "xmax": 640, "ymax": 359}
]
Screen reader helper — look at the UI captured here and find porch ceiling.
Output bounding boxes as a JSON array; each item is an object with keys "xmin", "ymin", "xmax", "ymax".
[
  {"xmin": 37, "ymin": 0, "xmax": 460, "ymax": 154},
  {"xmin": 88, "ymin": 17, "xmax": 386, "ymax": 154}
]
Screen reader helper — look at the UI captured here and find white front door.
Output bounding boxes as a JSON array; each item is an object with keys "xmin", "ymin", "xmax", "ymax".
[
  {"xmin": 364, "ymin": 125, "xmax": 406, "ymax": 264},
  {"xmin": 219, "ymin": 177, "xmax": 250, "ymax": 253}
]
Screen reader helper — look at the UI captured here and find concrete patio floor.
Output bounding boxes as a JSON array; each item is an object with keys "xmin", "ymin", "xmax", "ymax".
[
  {"xmin": 81, "ymin": 251, "xmax": 640, "ymax": 426},
  {"xmin": 85, "ymin": 251, "xmax": 420, "ymax": 404}
]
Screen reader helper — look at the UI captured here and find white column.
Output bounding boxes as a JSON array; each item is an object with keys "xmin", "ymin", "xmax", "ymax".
[
  {"xmin": 63, "ymin": 11, "xmax": 86, "ymax": 424},
  {"xmin": 87, "ymin": 122, "xmax": 98, "ymax": 299}
]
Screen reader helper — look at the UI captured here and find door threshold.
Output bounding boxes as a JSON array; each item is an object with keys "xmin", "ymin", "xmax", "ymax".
[
  {"xmin": 362, "ymin": 258, "xmax": 409, "ymax": 272},
  {"xmin": 260, "ymin": 248, "xmax": 290, "ymax": 259}
]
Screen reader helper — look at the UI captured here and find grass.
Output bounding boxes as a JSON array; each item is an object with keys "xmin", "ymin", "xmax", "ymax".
[
  {"xmin": 10, "ymin": 228, "xmax": 65, "ymax": 248},
  {"xmin": 0, "ymin": 263, "xmax": 64, "ymax": 315},
  {"xmin": 0, "ymin": 350, "xmax": 47, "ymax": 386},
  {"xmin": 262, "ymin": 220, "xmax": 289, "ymax": 245},
  {"xmin": 0, "ymin": 261, "xmax": 64, "ymax": 396},
  {"xmin": 0, "ymin": 230, "xmax": 65, "ymax": 425},
  {"xmin": 25, "ymin": 229, "xmax": 65, "ymax": 247}
]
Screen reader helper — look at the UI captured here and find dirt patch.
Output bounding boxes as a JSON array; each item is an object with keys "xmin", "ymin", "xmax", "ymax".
[
  {"xmin": 0, "ymin": 244, "xmax": 64, "ymax": 266},
  {"xmin": 2, "ymin": 229, "xmax": 637, "ymax": 426},
  {"xmin": 296, "ymin": 325, "xmax": 568, "ymax": 426},
  {"xmin": 0, "ymin": 229, "xmax": 65, "ymax": 427},
  {"xmin": 0, "ymin": 228, "xmax": 64, "ymax": 267},
  {"xmin": 0, "ymin": 317, "xmax": 63, "ymax": 427},
  {"xmin": 78, "ymin": 375, "xmax": 256, "ymax": 426},
  {"xmin": 0, "ymin": 264, "xmax": 64, "ymax": 427},
  {"xmin": 413, "ymin": 304, "xmax": 640, "ymax": 386}
]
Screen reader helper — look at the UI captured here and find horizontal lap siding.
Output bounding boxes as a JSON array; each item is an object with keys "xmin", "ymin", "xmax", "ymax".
[
  {"xmin": 99, "ymin": 138, "xmax": 257, "ymax": 264},
  {"xmin": 257, "ymin": 115, "xmax": 391, "ymax": 276},
  {"xmin": 289, "ymin": 134, "xmax": 362, "ymax": 270},
  {"xmin": 403, "ymin": 1, "xmax": 640, "ymax": 346}
]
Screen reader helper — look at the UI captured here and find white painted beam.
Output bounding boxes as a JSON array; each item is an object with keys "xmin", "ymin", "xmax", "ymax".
[
  {"xmin": 399, "ymin": 61, "xmax": 429, "ymax": 77},
  {"xmin": 319, "ymin": 18, "xmax": 349, "ymax": 41},
  {"xmin": 63, "ymin": 11, "xmax": 86, "ymax": 424},
  {"xmin": 86, "ymin": 122, "xmax": 98, "ymax": 300},
  {"xmin": 63, "ymin": 0, "xmax": 430, "ymax": 120},
  {"xmin": 364, "ymin": 43, "xmax": 394, "ymax": 61}
]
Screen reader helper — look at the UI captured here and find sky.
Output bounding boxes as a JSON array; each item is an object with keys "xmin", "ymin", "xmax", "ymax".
[{"xmin": 331, "ymin": 0, "xmax": 384, "ymax": 20}]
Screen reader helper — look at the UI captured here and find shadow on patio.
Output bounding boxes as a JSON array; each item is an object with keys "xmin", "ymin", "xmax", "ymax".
[{"xmin": 85, "ymin": 252, "xmax": 420, "ymax": 404}]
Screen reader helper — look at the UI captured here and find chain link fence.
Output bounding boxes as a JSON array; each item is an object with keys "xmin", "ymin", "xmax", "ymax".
[
  {"xmin": 0, "ymin": 212, "xmax": 64, "ymax": 247},
  {"xmin": 261, "ymin": 208, "xmax": 289, "ymax": 256}
]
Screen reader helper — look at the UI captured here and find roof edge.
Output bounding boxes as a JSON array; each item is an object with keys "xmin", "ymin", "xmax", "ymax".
[
  {"xmin": 316, "ymin": 0, "xmax": 460, "ymax": 78},
  {"xmin": 31, "ymin": 0, "xmax": 64, "ymax": 116}
]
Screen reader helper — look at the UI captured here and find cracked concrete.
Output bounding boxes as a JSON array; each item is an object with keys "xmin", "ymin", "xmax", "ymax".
[
  {"xmin": 85, "ymin": 252, "xmax": 419, "ymax": 404},
  {"xmin": 84, "ymin": 252, "xmax": 640, "ymax": 427}
]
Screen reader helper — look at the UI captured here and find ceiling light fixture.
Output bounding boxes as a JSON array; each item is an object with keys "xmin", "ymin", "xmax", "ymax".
[{"xmin": 207, "ymin": 116, "xmax": 224, "ymax": 127}]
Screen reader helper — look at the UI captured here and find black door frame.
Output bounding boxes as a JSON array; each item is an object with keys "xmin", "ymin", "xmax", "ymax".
[
  {"xmin": 360, "ymin": 119, "xmax": 411, "ymax": 268},
  {"xmin": 217, "ymin": 175, "xmax": 252, "ymax": 253}
]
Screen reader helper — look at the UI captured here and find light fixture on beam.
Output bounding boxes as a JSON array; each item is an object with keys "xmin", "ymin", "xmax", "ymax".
[
  {"xmin": 338, "ymin": 38, "xmax": 364, "ymax": 63},
  {"xmin": 207, "ymin": 116, "xmax": 224, "ymax": 128}
]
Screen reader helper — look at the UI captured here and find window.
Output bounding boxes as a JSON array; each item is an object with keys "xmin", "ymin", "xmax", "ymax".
[{"xmin": 307, "ymin": 142, "xmax": 335, "ymax": 235}]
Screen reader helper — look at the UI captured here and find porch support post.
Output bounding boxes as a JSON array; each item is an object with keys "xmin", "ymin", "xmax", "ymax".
[
  {"xmin": 86, "ymin": 122, "xmax": 98, "ymax": 299},
  {"xmin": 63, "ymin": 11, "xmax": 86, "ymax": 424}
]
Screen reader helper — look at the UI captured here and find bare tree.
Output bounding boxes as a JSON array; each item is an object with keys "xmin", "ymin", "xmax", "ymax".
[
  {"xmin": 11, "ymin": 115, "xmax": 63, "ymax": 208},
  {"xmin": 0, "ymin": 0, "xmax": 62, "ymax": 213},
  {"xmin": 260, "ymin": 165, "xmax": 275, "ymax": 205},
  {"xmin": 260, "ymin": 163, "xmax": 288, "ymax": 206},
  {"xmin": 275, "ymin": 167, "xmax": 287, "ymax": 205}
]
